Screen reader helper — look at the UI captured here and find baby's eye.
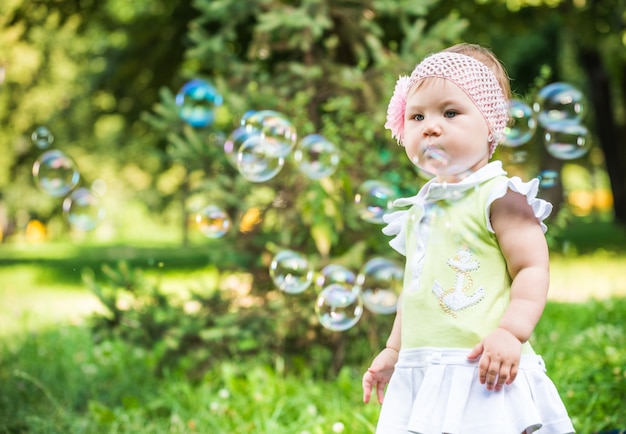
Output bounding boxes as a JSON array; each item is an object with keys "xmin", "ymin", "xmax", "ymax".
[
  {"xmin": 444, "ymin": 110, "xmax": 457, "ymax": 118},
  {"xmin": 413, "ymin": 114, "xmax": 424, "ymax": 121}
]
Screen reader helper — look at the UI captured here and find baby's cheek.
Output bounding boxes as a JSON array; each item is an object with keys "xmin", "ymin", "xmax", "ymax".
[{"xmin": 405, "ymin": 148, "xmax": 419, "ymax": 165}]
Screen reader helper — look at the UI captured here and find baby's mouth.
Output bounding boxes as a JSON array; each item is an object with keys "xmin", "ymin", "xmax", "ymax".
[{"xmin": 423, "ymin": 147, "xmax": 448, "ymax": 164}]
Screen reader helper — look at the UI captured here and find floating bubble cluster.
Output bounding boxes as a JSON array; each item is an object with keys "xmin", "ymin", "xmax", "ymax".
[
  {"xmin": 500, "ymin": 83, "xmax": 591, "ymax": 163},
  {"xmin": 219, "ymin": 107, "xmax": 342, "ymax": 184},
  {"xmin": 266, "ymin": 252, "xmax": 405, "ymax": 331},
  {"xmin": 495, "ymin": 82, "xmax": 592, "ymax": 193}
]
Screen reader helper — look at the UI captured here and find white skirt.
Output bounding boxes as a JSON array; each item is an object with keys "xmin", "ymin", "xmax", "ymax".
[{"xmin": 376, "ymin": 348, "xmax": 575, "ymax": 434}]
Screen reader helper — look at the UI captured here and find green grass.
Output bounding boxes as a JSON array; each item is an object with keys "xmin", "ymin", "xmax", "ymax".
[
  {"xmin": 0, "ymin": 324, "xmax": 379, "ymax": 433},
  {"xmin": 1, "ymin": 298, "xmax": 625, "ymax": 433}
]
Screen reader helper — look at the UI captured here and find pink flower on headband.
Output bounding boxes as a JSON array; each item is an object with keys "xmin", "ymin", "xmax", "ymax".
[{"xmin": 384, "ymin": 75, "xmax": 411, "ymax": 145}]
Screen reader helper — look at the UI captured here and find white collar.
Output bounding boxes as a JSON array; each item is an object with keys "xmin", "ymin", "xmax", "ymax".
[{"xmin": 394, "ymin": 161, "xmax": 507, "ymax": 206}]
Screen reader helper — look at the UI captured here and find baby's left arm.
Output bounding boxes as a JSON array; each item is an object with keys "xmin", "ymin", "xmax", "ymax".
[{"xmin": 467, "ymin": 189, "xmax": 550, "ymax": 391}]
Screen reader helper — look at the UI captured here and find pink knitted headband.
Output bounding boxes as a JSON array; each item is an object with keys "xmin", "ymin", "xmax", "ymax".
[{"xmin": 384, "ymin": 51, "xmax": 509, "ymax": 156}]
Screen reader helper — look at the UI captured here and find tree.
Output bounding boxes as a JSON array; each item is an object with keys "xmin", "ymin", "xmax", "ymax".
[
  {"xmin": 0, "ymin": 0, "xmax": 197, "ymax": 239},
  {"xmin": 144, "ymin": 0, "xmax": 469, "ymax": 257}
]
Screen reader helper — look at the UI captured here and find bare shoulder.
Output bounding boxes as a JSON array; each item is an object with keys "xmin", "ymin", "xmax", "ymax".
[
  {"xmin": 490, "ymin": 189, "xmax": 538, "ymax": 233},
  {"xmin": 491, "ymin": 188, "xmax": 548, "ymax": 273}
]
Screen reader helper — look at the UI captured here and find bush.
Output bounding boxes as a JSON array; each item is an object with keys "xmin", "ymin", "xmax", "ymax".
[{"xmin": 83, "ymin": 261, "xmax": 394, "ymax": 380}]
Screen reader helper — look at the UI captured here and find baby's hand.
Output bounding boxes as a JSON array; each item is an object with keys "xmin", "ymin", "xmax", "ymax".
[
  {"xmin": 362, "ymin": 347, "xmax": 398, "ymax": 404},
  {"xmin": 467, "ymin": 328, "xmax": 522, "ymax": 391}
]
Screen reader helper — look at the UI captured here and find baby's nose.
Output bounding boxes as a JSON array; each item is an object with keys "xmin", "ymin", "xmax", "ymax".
[{"xmin": 422, "ymin": 119, "xmax": 442, "ymax": 135}]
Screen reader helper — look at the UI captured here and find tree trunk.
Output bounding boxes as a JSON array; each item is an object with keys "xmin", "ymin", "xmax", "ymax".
[{"xmin": 578, "ymin": 48, "xmax": 626, "ymax": 225}]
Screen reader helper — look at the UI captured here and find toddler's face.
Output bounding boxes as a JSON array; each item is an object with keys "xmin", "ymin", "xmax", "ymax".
[{"xmin": 402, "ymin": 78, "xmax": 491, "ymax": 182}]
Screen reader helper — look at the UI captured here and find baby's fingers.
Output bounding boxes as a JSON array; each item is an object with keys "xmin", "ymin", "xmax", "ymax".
[
  {"xmin": 376, "ymin": 381, "xmax": 387, "ymax": 404},
  {"xmin": 480, "ymin": 357, "xmax": 503, "ymax": 391},
  {"xmin": 362, "ymin": 372, "xmax": 373, "ymax": 403},
  {"xmin": 505, "ymin": 363, "xmax": 519, "ymax": 385},
  {"xmin": 494, "ymin": 360, "xmax": 520, "ymax": 390},
  {"xmin": 477, "ymin": 354, "xmax": 490, "ymax": 385}
]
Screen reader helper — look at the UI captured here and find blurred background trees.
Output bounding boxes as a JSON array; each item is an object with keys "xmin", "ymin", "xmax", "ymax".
[{"xmin": 1, "ymin": 0, "xmax": 624, "ymax": 271}]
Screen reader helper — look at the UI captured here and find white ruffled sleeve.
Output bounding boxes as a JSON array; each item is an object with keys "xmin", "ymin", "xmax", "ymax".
[
  {"xmin": 382, "ymin": 209, "xmax": 409, "ymax": 255},
  {"xmin": 381, "ymin": 195, "xmax": 421, "ymax": 256},
  {"xmin": 485, "ymin": 176, "xmax": 553, "ymax": 233}
]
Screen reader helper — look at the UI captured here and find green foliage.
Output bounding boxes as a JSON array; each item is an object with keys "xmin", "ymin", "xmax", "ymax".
[
  {"xmin": 2, "ymin": 0, "xmax": 625, "ymax": 240},
  {"xmin": 83, "ymin": 261, "xmax": 394, "ymax": 380},
  {"xmin": 84, "ymin": 261, "xmax": 275, "ymax": 377}
]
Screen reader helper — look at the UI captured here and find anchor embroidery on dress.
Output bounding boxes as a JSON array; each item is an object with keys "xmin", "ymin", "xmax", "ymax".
[{"xmin": 432, "ymin": 248, "xmax": 484, "ymax": 317}]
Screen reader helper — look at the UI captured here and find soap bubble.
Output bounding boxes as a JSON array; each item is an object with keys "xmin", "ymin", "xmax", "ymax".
[
  {"xmin": 192, "ymin": 204, "xmax": 231, "ymax": 238},
  {"xmin": 534, "ymin": 82, "xmax": 585, "ymax": 130},
  {"xmin": 269, "ymin": 250, "xmax": 313, "ymax": 294},
  {"xmin": 538, "ymin": 170, "xmax": 560, "ymax": 189},
  {"xmin": 315, "ymin": 284, "xmax": 363, "ymax": 331},
  {"xmin": 544, "ymin": 123, "xmax": 591, "ymax": 160},
  {"xmin": 237, "ymin": 135, "xmax": 285, "ymax": 182},
  {"xmin": 508, "ymin": 150, "xmax": 529, "ymax": 164},
  {"xmin": 224, "ymin": 127, "xmax": 258, "ymax": 167},
  {"xmin": 240, "ymin": 110, "xmax": 257, "ymax": 124},
  {"xmin": 315, "ymin": 264, "xmax": 356, "ymax": 291},
  {"xmin": 32, "ymin": 150, "xmax": 80, "ymax": 197},
  {"xmin": 31, "ymin": 126, "xmax": 54, "ymax": 149},
  {"xmin": 91, "ymin": 179, "xmax": 108, "ymax": 197},
  {"xmin": 62, "ymin": 187, "xmax": 105, "ymax": 231},
  {"xmin": 241, "ymin": 110, "xmax": 297, "ymax": 157},
  {"xmin": 293, "ymin": 134, "xmax": 340, "ymax": 180},
  {"xmin": 175, "ymin": 79, "xmax": 223, "ymax": 128},
  {"xmin": 412, "ymin": 147, "xmax": 450, "ymax": 178},
  {"xmin": 354, "ymin": 180, "xmax": 398, "ymax": 224},
  {"xmin": 207, "ymin": 131, "xmax": 226, "ymax": 149},
  {"xmin": 502, "ymin": 99, "xmax": 536, "ymax": 147},
  {"xmin": 357, "ymin": 257, "xmax": 403, "ymax": 314}
]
